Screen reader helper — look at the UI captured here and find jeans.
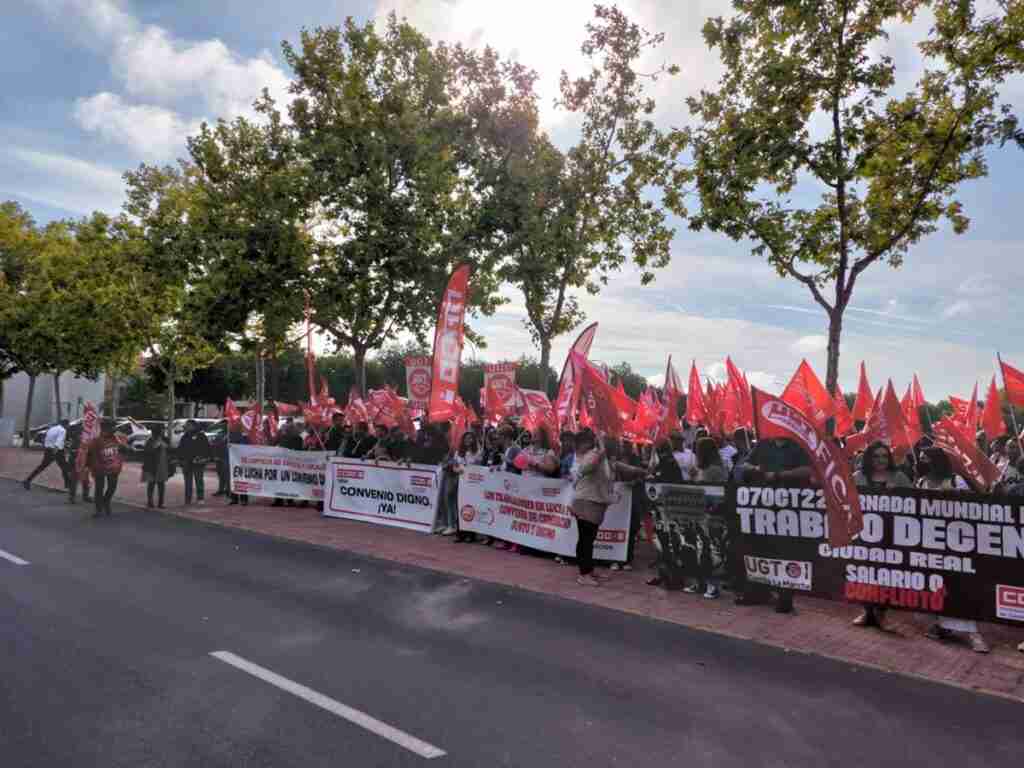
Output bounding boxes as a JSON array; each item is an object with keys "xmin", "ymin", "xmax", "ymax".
[
  {"xmin": 26, "ymin": 448, "xmax": 70, "ymax": 487},
  {"xmin": 93, "ymin": 473, "xmax": 118, "ymax": 515},
  {"xmin": 146, "ymin": 481, "xmax": 165, "ymax": 507},
  {"xmin": 183, "ymin": 464, "xmax": 205, "ymax": 503},
  {"xmin": 576, "ymin": 519, "xmax": 599, "ymax": 576},
  {"xmin": 215, "ymin": 460, "xmax": 229, "ymax": 494}
]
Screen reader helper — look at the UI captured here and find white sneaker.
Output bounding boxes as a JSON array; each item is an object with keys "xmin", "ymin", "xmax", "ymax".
[
  {"xmin": 197, "ymin": 500, "xmax": 205, "ymax": 506},
  {"xmin": 576, "ymin": 575, "xmax": 600, "ymax": 587},
  {"xmin": 441, "ymin": 527, "xmax": 456, "ymax": 536}
]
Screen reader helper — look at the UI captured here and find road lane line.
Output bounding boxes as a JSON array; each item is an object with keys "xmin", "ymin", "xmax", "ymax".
[
  {"xmin": 210, "ymin": 651, "xmax": 446, "ymax": 760},
  {"xmin": 0, "ymin": 548, "xmax": 29, "ymax": 566}
]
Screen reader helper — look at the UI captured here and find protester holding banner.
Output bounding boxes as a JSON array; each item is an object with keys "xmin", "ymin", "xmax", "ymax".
[
  {"xmin": 342, "ymin": 422, "xmax": 377, "ymax": 459},
  {"xmin": 606, "ymin": 438, "xmax": 649, "ymax": 572},
  {"xmin": 324, "ymin": 413, "xmax": 347, "ymax": 453},
  {"xmin": 141, "ymin": 424, "xmax": 171, "ymax": 509},
  {"xmin": 571, "ymin": 429, "xmax": 614, "ymax": 587},
  {"xmin": 849, "ymin": 442, "xmax": 912, "ymax": 629},
  {"xmin": 449, "ymin": 431, "xmax": 484, "ymax": 542},
  {"xmin": 670, "ymin": 433, "xmax": 697, "ymax": 480},
  {"xmin": 227, "ymin": 424, "xmax": 249, "ymax": 506},
  {"xmin": 695, "ymin": 437, "xmax": 729, "ymax": 483},
  {"xmin": 178, "ymin": 420, "xmax": 210, "ymax": 506},
  {"xmin": 521, "ymin": 428, "xmax": 559, "ymax": 478}
]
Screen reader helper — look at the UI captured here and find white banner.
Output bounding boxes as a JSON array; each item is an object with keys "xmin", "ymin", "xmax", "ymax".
[
  {"xmin": 229, "ymin": 445, "xmax": 329, "ymax": 500},
  {"xmin": 323, "ymin": 458, "xmax": 442, "ymax": 533},
  {"xmin": 458, "ymin": 469, "xmax": 632, "ymax": 561}
]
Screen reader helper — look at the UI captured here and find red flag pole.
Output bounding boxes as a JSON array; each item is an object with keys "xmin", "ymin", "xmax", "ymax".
[{"xmin": 998, "ymin": 353, "xmax": 1024, "ymax": 455}]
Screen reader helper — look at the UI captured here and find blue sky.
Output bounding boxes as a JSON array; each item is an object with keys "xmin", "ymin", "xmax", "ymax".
[{"xmin": 4, "ymin": 0, "xmax": 1023, "ymax": 401}]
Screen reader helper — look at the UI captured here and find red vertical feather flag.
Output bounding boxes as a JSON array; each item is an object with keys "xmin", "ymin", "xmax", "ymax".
[
  {"xmin": 851, "ymin": 362, "xmax": 874, "ymax": 422},
  {"xmin": 981, "ymin": 375, "xmax": 1007, "ymax": 441}
]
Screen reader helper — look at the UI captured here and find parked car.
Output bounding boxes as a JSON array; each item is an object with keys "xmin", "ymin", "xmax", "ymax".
[
  {"xmin": 128, "ymin": 420, "xmax": 165, "ymax": 452},
  {"xmin": 28, "ymin": 417, "xmax": 148, "ymax": 449},
  {"xmin": 168, "ymin": 418, "xmax": 220, "ymax": 449}
]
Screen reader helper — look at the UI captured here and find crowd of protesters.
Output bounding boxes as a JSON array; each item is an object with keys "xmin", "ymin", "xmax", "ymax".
[{"xmin": 21, "ymin": 408, "xmax": 1024, "ymax": 655}]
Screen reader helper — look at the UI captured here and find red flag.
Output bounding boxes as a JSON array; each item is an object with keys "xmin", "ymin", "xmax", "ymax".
[
  {"xmin": 516, "ymin": 387, "xmax": 559, "ymax": 447},
  {"xmin": 344, "ymin": 387, "xmax": 370, "ymax": 426},
  {"xmin": 781, "ymin": 360, "xmax": 834, "ymax": 430},
  {"xmin": 999, "ymin": 355, "xmax": 1024, "ymax": 408},
  {"xmin": 655, "ymin": 357, "xmax": 683, "ymax": 442},
  {"xmin": 752, "ymin": 388, "xmax": 862, "ymax": 547},
  {"xmin": 572, "ymin": 352, "xmax": 626, "ymax": 437},
  {"xmin": 225, "ymin": 398, "xmax": 241, "ymax": 429},
  {"xmin": 75, "ymin": 401, "xmax": 100, "ymax": 476},
  {"xmin": 833, "ymin": 390, "xmax": 854, "ymax": 436},
  {"xmin": 404, "ymin": 356, "xmax": 433, "ymax": 411},
  {"xmin": 901, "ymin": 384, "xmax": 923, "ymax": 445},
  {"xmin": 981, "ymin": 375, "xmax": 1007, "ymax": 441},
  {"xmin": 428, "ymin": 264, "xmax": 471, "ymax": 423},
  {"xmin": 726, "ymin": 357, "xmax": 753, "ymax": 429},
  {"xmin": 932, "ymin": 418, "xmax": 1002, "ymax": 492},
  {"xmin": 846, "ymin": 381, "xmax": 912, "ymax": 461},
  {"xmin": 718, "ymin": 382, "xmax": 740, "ymax": 437},
  {"xmin": 685, "ymin": 361, "xmax": 706, "ymax": 426},
  {"xmin": 242, "ymin": 403, "xmax": 266, "ymax": 445},
  {"xmin": 949, "ymin": 396, "xmax": 970, "ymax": 425},
  {"xmin": 912, "ymin": 374, "xmax": 926, "ymax": 409},
  {"xmin": 963, "ymin": 382, "xmax": 980, "ymax": 438},
  {"xmin": 483, "ymin": 362, "xmax": 518, "ymax": 423},
  {"xmin": 554, "ymin": 323, "xmax": 599, "ymax": 431},
  {"xmin": 851, "ymin": 362, "xmax": 874, "ymax": 422}
]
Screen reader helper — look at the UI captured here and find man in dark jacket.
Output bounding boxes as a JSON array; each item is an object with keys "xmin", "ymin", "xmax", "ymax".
[
  {"xmin": 342, "ymin": 421, "xmax": 377, "ymax": 459},
  {"xmin": 324, "ymin": 413, "xmax": 347, "ymax": 453},
  {"xmin": 177, "ymin": 420, "xmax": 211, "ymax": 506}
]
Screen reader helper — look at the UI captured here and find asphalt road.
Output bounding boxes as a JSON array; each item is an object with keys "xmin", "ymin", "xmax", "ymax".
[{"xmin": 1, "ymin": 479, "xmax": 1020, "ymax": 768}]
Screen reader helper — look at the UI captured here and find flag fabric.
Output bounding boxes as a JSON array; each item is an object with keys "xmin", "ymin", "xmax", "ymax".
[
  {"xmin": 900, "ymin": 384, "xmax": 923, "ymax": 446},
  {"xmin": 851, "ymin": 362, "xmax": 874, "ymax": 422},
  {"xmin": 999, "ymin": 355, "xmax": 1024, "ymax": 408},
  {"xmin": 833, "ymin": 390, "xmax": 854, "ymax": 436},
  {"xmin": 243, "ymin": 403, "xmax": 266, "ymax": 445},
  {"xmin": 752, "ymin": 387, "xmax": 862, "ymax": 547},
  {"xmin": 655, "ymin": 357, "xmax": 683, "ymax": 442},
  {"xmin": 949, "ymin": 396, "xmax": 971, "ymax": 425},
  {"xmin": 846, "ymin": 381, "xmax": 913, "ymax": 461},
  {"xmin": 428, "ymin": 264, "xmax": 471, "ymax": 423},
  {"xmin": 75, "ymin": 401, "xmax": 100, "ymax": 476},
  {"xmin": 572, "ymin": 352, "xmax": 626, "ymax": 437},
  {"xmin": 912, "ymin": 374, "xmax": 926, "ymax": 409},
  {"xmin": 963, "ymin": 382, "xmax": 980, "ymax": 438},
  {"xmin": 781, "ymin": 359, "xmax": 834, "ymax": 430},
  {"xmin": 516, "ymin": 388, "xmax": 559, "ymax": 447},
  {"xmin": 981, "ymin": 376, "xmax": 1007, "ymax": 441},
  {"xmin": 726, "ymin": 357, "xmax": 753, "ymax": 429},
  {"xmin": 685, "ymin": 361, "xmax": 706, "ymax": 426},
  {"xmin": 483, "ymin": 362, "xmax": 519, "ymax": 423},
  {"xmin": 932, "ymin": 418, "xmax": 1002, "ymax": 492},
  {"xmin": 225, "ymin": 398, "xmax": 241, "ymax": 429},
  {"xmin": 554, "ymin": 323, "xmax": 599, "ymax": 431},
  {"xmin": 404, "ymin": 356, "xmax": 433, "ymax": 411}
]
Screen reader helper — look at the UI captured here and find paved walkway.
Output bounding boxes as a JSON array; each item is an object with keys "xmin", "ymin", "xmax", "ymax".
[{"xmin": 3, "ymin": 446, "xmax": 1023, "ymax": 702}]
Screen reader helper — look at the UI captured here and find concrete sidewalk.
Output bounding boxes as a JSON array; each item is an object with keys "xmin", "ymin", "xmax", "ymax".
[{"xmin": 3, "ymin": 446, "xmax": 1023, "ymax": 702}]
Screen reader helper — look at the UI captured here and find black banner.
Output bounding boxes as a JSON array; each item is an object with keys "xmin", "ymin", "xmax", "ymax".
[
  {"xmin": 646, "ymin": 483, "xmax": 734, "ymax": 592},
  {"xmin": 732, "ymin": 484, "xmax": 1024, "ymax": 624}
]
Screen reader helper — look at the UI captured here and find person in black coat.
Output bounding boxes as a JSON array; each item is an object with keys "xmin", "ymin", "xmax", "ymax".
[{"xmin": 177, "ymin": 420, "xmax": 211, "ymax": 506}]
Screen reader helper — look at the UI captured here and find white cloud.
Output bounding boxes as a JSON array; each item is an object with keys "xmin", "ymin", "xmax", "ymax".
[
  {"xmin": 74, "ymin": 93, "xmax": 204, "ymax": 162},
  {"xmin": 943, "ymin": 299, "xmax": 972, "ymax": 319},
  {"xmin": 792, "ymin": 335, "xmax": 828, "ymax": 355},
  {"xmin": 2, "ymin": 147, "xmax": 125, "ymax": 213},
  {"xmin": 36, "ymin": 0, "xmax": 290, "ymax": 159}
]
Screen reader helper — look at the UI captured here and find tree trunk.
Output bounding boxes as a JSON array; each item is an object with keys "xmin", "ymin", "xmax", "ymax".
[
  {"xmin": 539, "ymin": 338, "xmax": 552, "ymax": 397},
  {"xmin": 354, "ymin": 346, "xmax": 367, "ymax": 396},
  {"xmin": 825, "ymin": 309, "xmax": 843, "ymax": 396},
  {"xmin": 110, "ymin": 373, "xmax": 120, "ymax": 419},
  {"xmin": 0, "ymin": 377, "xmax": 5, "ymax": 419},
  {"xmin": 254, "ymin": 354, "xmax": 266, "ymax": 415},
  {"xmin": 166, "ymin": 365, "xmax": 176, "ymax": 431},
  {"xmin": 22, "ymin": 374, "xmax": 36, "ymax": 451},
  {"xmin": 269, "ymin": 357, "xmax": 280, "ymax": 401},
  {"xmin": 53, "ymin": 372, "xmax": 62, "ymax": 421}
]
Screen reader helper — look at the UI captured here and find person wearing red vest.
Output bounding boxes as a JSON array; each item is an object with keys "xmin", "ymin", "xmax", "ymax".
[{"xmin": 86, "ymin": 419, "xmax": 125, "ymax": 518}]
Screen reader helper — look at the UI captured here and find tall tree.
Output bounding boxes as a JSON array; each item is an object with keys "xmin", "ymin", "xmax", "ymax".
[
  {"xmin": 675, "ymin": 0, "xmax": 1024, "ymax": 392},
  {"xmin": 495, "ymin": 5, "xmax": 680, "ymax": 392},
  {"xmin": 282, "ymin": 16, "xmax": 529, "ymax": 393},
  {"xmin": 0, "ymin": 201, "xmax": 39, "ymax": 418}
]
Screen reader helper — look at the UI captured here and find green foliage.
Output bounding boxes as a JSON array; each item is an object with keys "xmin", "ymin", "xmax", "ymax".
[
  {"xmin": 609, "ymin": 361, "xmax": 648, "ymax": 400},
  {"xmin": 495, "ymin": 5, "xmax": 679, "ymax": 387},
  {"xmin": 674, "ymin": 0, "xmax": 1024, "ymax": 390},
  {"xmin": 281, "ymin": 16, "xmax": 532, "ymax": 390}
]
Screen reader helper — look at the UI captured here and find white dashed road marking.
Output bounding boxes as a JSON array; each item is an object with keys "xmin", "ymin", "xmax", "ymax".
[
  {"xmin": 0, "ymin": 548, "xmax": 29, "ymax": 566},
  {"xmin": 210, "ymin": 651, "xmax": 446, "ymax": 759}
]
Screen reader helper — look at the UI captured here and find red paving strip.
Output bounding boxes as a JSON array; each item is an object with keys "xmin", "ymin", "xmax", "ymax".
[{"xmin": 3, "ymin": 446, "xmax": 1022, "ymax": 702}]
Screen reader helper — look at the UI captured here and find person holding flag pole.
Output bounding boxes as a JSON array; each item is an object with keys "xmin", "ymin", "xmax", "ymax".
[{"xmin": 997, "ymin": 354, "xmax": 1024, "ymax": 457}]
